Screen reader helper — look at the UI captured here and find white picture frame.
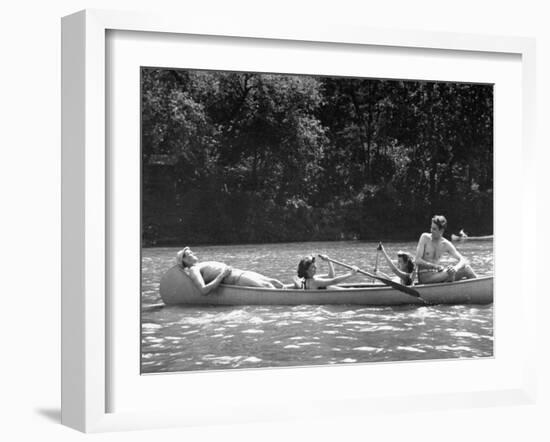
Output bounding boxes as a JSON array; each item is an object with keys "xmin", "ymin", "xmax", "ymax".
[{"xmin": 61, "ymin": 9, "xmax": 537, "ymax": 433}]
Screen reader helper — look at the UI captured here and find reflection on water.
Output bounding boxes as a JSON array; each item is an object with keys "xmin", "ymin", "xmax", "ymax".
[{"xmin": 141, "ymin": 241, "xmax": 493, "ymax": 373}]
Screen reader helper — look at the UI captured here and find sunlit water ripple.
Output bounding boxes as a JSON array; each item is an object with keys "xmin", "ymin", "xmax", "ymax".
[{"xmin": 141, "ymin": 241, "xmax": 493, "ymax": 373}]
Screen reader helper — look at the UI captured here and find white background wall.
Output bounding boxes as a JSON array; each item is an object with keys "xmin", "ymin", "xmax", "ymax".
[{"xmin": 0, "ymin": 0, "xmax": 547, "ymax": 440}]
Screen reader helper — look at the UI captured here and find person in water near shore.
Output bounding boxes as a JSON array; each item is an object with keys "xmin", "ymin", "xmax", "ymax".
[
  {"xmin": 415, "ymin": 215, "xmax": 477, "ymax": 284},
  {"xmin": 297, "ymin": 254, "xmax": 358, "ymax": 290},
  {"xmin": 376, "ymin": 243, "xmax": 416, "ymax": 286},
  {"xmin": 451, "ymin": 229, "xmax": 468, "ymax": 242},
  {"xmin": 176, "ymin": 247, "xmax": 286, "ymax": 294}
]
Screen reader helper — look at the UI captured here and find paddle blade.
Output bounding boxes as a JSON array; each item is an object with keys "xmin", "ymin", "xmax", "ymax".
[
  {"xmin": 322, "ymin": 254, "xmax": 422, "ymax": 299},
  {"xmin": 371, "ymin": 274, "xmax": 421, "ymax": 298}
]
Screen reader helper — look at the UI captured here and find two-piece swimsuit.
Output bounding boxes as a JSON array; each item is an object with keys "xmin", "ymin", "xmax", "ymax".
[
  {"xmin": 222, "ymin": 269, "xmax": 251, "ymax": 285},
  {"xmin": 301, "ymin": 278, "xmax": 326, "ymax": 290}
]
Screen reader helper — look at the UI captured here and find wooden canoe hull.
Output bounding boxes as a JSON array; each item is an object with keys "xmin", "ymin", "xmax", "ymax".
[{"xmin": 159, "ymin": 266, "xmax": 493, "ymax": 306}]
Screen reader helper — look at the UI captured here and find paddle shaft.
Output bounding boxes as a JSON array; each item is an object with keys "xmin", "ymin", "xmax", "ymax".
[
  {"xmin": 321, "ymin": 256, "xmax": 422, "ymax": 299},
  {"xmin": 327, "ymin": 257, "xmax": 384, "ymax": 280},
  {"xmin": 373, "ymin": 249, "xmax": 380, "ymax": 283}
]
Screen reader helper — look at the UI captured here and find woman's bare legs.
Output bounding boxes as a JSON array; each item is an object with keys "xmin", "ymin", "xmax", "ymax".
[{"xmin": 236, "ymin": 271, "xmax": 284, "ymax": 288}]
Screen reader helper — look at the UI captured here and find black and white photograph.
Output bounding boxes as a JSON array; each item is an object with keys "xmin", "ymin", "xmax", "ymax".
[{"xmin": 140, "ymin": 67, "xmax": 494, "ymax": 374}]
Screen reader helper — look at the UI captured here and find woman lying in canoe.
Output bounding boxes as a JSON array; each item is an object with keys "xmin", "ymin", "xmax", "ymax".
[
  {"xmin": 376, "ymin": 243, "xmax": 416, "ymax": 286},
  {"xmin": 176, "ymin": 247, "xmax": 286, "ymax": 294},
  {"xmin": 297, "ymin": 254, "xmax": 358, "ymax": 289}
]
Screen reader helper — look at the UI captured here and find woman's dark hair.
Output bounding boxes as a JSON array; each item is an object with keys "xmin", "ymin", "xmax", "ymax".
[
  {"xmin": 297, "ymin": 256, "xmax": 315, "ymax": 278},
  {"xmin": 397, "ymin": 252, "xmax": 415, "ymax": 274}
]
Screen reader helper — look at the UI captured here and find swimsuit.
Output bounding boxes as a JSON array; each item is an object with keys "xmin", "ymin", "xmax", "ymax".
[
  {"xmin": 222, "ymin": 270, "xmax": 248, "ymax": 285},
  {"xmin": 417, "ymin": 268, "xmax": 445, "ymax": 283},
  {"xmin": 199, "ymin": 262, "xmax": 247, "ymax": 285},
  {"xmin": 417, "ymin": 268, "xmax": 440, "ymax": 274},
  {"xmin": 302, "ymin": 278, "xmax": 327, "ymax": 290}
]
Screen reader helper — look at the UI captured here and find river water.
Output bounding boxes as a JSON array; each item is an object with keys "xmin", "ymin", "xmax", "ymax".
[{"xmin": 141, "ymin": 241, "xmax": 493, "ymax": 373}]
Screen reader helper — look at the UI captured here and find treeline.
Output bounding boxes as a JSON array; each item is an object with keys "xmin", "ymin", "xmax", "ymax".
[{"xmin": 141, "ymin": 68, "xmax": 493, "ymax": 246}]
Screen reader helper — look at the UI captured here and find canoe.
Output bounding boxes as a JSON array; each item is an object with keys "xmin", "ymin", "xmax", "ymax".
[
  {"xmin": 451, "ymin": 234, "xmax": 493, "ymax": 242},
  {"xmin": 159, "ymin": 265, "xmax": 493, "ymax": 306}
]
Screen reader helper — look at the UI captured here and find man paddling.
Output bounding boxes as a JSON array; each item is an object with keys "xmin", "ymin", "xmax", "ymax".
[{"xmin": 415, "ymin": 215, "xmax": 477, "ymax": 284}]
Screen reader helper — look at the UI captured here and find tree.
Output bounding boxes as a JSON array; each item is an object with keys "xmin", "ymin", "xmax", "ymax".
[{"xmin": 141, "ymin": 68, "xmax": 494, "ymax": 244}]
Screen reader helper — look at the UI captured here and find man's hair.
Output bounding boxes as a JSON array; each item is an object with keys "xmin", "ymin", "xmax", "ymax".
[{"xmin": 431, "ymin": 215, "xmax": 447, "ymax": 231}]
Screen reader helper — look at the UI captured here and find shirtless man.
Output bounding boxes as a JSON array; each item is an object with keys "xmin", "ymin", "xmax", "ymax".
[{"xmin": 415, "ymin": 215, "xmax": 477, "ymax": 284}]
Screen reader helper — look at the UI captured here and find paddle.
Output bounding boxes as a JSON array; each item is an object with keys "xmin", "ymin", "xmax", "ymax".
[
  {"xmin": 373, "ymin": 246, "xmax": 380, "ymax": 284},
  {"xmin": 320, "ymin": 255, "xmax": 423, "ymax": 299}
]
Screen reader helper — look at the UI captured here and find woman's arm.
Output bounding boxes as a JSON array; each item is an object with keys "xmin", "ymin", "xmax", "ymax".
[
  {"xmin": 410, "ymin": 267, "xmax": 418, "ymax": 285},
  {"xmin": 376, "ymin": 271, "xmax": 392, "ymax": 280},
  {"xmin": 187, "ymin": 265, "xmax": 231, "ymax": 295},
  {"xmin": 327, "ymin": 260, "xmax": 335, "ymax": 278},
  {"xmin": 443, "ymin": 241, "xmax": 467, "ymax": 274},
  {"xmin": 313, "ymin": 267, "xmax": 358, "ymax": 288},
  {"xmin": 317, "ymin": 254, "xmax": 335, "ymax": 278},
  {"xmin": 379, "ymin": 244, "xmax": 410, "ymax": 280}
]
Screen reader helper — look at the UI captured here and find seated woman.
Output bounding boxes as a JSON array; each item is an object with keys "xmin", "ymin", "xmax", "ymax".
[
  {"xmin": 297, "ymin": 254, "xmax": 358, "ymax": 289},
  {"xmin": 376, "ymin": 243, "xmax": 416, "ymax": 286},
  {"xmin": 176, "ymin": 247, "xmax": 286, "ymax": 295}
]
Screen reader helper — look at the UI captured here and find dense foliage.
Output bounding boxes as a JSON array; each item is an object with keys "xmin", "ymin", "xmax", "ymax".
[{"xmin": 142, "ymin": 68, "xmax": 493, "ymax": 245}]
